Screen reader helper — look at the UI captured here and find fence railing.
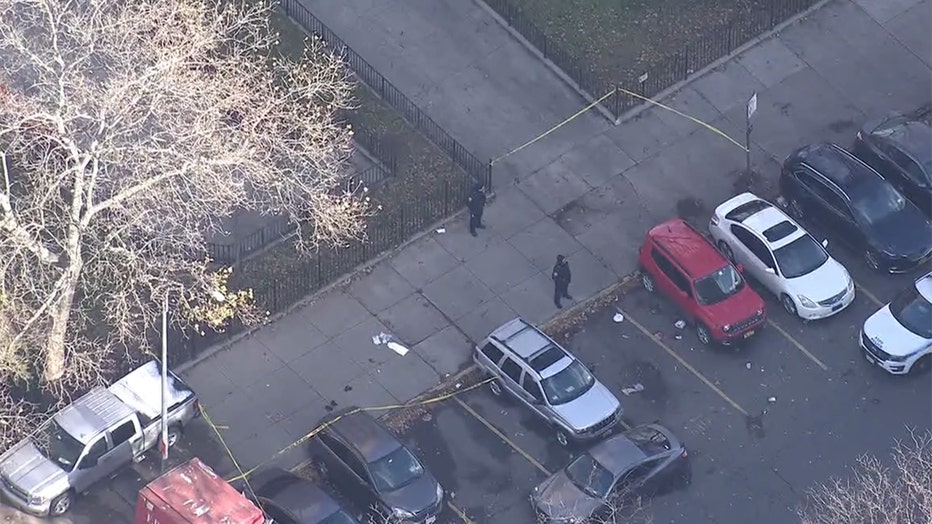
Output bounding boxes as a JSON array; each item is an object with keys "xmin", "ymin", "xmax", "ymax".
[
  {"xmin": 346, "ymin": 115, "xmax": 397, "ymax": 175},
  {"xmin": 171, "ymin": 174, "xmax": 475, "ymax": 363},
  {"xmin": 484, "ymin": 0, "xmax": 820, "ymax": 118},
  {"xmin": 279, "ymin": 0, "xmax": 492, "ymax": 190}
]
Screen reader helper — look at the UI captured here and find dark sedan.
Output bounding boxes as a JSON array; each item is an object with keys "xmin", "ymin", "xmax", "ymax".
[
  {"xmin": 246, "ymin": 468, "xmax": 359, "ymax": 524},
  {"xmin": 853, "ymin": 113, "xmax": 932, "ymax": 217},
  {"xmin": 781, "ymin": 143, "xmax": 932, "ymax": 273},
  {"xmin": 530, "ymin": 424, "xmax": 690, "ymax": 523}
]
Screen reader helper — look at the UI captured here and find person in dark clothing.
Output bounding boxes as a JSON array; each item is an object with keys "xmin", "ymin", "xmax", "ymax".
[
  {"xmin": 466, "ymin": 183, "xmax": 487, "ymax": 237},
  {"xmin": 552, "ymin": 254, "xmax": 572, "ymax": 308}
]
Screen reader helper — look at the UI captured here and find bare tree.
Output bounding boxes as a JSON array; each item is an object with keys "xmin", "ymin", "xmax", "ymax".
[
  {"xmin": 0, "ymin": 0, "xmax": 368, "ymax": 385},
  {"xmin": 799, "ymin": 429, "xmax": 932, "ymax": 524}
]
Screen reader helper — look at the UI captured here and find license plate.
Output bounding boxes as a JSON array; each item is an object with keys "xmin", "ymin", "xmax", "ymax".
[
  {"xmin": 743, "ymin": 330, "xmax": 755, "ymax": 339},
  {"xmin": 864, "ymin": 351, "xmax": 877, "ymax": 365},
  {"xmin": 425, "ymin": 517, "xmax": 437, "ymax": 524}
]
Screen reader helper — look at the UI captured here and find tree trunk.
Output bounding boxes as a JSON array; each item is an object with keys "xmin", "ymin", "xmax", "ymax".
[{"xmin": 42, "ymin": 268, "xmax": 80, "ymax": 383}]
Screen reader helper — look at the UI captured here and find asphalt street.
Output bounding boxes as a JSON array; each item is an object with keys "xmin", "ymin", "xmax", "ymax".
[{"xmin": 393, "ymin": 253, "xmax": 931, "ymax": 524}]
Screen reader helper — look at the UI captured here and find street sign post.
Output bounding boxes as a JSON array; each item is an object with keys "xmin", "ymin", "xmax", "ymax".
[{"xmin": 745, "ymin": 93, "xmax": 757, "ymax": 175}]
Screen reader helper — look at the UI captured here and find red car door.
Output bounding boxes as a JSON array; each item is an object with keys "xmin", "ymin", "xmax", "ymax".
[{"xmin": 649, "ymin": 246, "xmax": 695, "ymax": 314}]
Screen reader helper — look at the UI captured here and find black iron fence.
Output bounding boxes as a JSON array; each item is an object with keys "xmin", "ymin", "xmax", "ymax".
[
  {"xmin": 346, "ymin": 115, "xmax": 398, "ymax": 175},
  {"xmin": 172, "ymin": 174, "xmax": 475, "ymax": 363},
  {"xmin": 279, "ymin": 0, "xmax": 492, "ymax": 190},
  {"xmin": 484, "ymin": 0, "xmax": 821, "ymax": 118}
]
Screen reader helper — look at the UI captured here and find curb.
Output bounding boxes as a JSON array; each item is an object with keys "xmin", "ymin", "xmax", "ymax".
[
  {"xmin": 176, "ymin": 192, "xmax": 497, "ymax": 374},
  {"xmin": 474, "ymin": 0, "xmax": 833, "ymax": 126}
]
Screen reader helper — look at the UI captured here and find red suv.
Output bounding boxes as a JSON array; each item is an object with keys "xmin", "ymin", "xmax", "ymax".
[{"xmin": 638, "ymin": 219, "xmax": 766, "ymax": 346}]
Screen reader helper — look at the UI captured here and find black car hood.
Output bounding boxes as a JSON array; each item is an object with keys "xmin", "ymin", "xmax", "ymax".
[
  {"xmin": 380, "ymin": 471, "xmax": 439, "ymax": 515},
  {"xmin": 868, "ymin": 206, "xmax": 932, "ymax": 257}
]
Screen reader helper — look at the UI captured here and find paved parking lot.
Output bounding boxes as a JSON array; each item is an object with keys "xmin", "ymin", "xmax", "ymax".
[{"xmin": 394, "ymin": 250, "xmax": 931, "ymax": 523}]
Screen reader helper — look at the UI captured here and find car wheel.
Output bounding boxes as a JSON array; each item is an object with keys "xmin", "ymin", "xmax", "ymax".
[
  {"xmin": 166, "ymin": 425, "xmax": 182, "ymax": 448},
  {"xmin": 50, "ymin": 491, "xmax": 73, "ymax": 516},
  {"xmin": 788, "ymin": 198, "xmax": 805, "ymax": 220},
  {"xmin": 313, "ymin": 457, "xmax": 328, "ymax": 478},
  {"xmin": 641, "ymin": 273, "xmax": 656, "ymax": 293},
  {"xmin": 716, "ymin": 240, "xmax": 735, "ymax": 263},
  {"xmin": 780, "ymin": 294, "xmax": 799, "ymax": 317},
  {"xmin": 911, "ymin": 355, "xmax": 931, "ymax": 375},
  {"xmin": 696, "ymin": 323, "xmax": 712, "ymax": 345},
  {"xmin": 864, "ymin": 250, "xmax": 881, "ymax": 271},
  {"xmin": 556, "ymin": 431, "xmax": 569, "ymax": 447},
  {"xmin": 489, "ymin": 380, "xmax": 502, "ymax": 396}
]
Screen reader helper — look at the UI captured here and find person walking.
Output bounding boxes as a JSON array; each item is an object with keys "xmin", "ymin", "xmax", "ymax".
[
  {"xmin": 466, "ymin": 182, "xmax": 487, "ymax": 237},
  {"xmin": 552, "ymin": 255, "xmax": 572, "ymax": 308}
]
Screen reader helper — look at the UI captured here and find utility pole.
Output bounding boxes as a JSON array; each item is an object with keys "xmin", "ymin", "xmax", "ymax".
[
  {"xmin": 746, "ymin": 92, "xmax": 757, "ymax": 176},
  {"xmin": 160, "ymin": 293, "xmax": 169, "ymax": 473}
]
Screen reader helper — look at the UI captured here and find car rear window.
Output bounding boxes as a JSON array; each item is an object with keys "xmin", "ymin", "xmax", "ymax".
[
  {"xmin": 761, "ymin": 221, "xmax": 798, "ymax": 242},
  {"xmin": 725, "ymin": 199, "xmax": 772, "ymax": 222},
  {"xmin": 529, "ymin": 346, "xmax": 566, "ymax": 372},
  {"xmin": 626, "ymin": 427, "xmax": 672, "ymax": 455}
]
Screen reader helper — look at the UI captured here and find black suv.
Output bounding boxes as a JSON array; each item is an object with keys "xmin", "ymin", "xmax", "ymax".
[
  {"xmin": 853, "ymin": 113, "xmax": 932, "ymax": 217},
  {"xmin": 311, "ymin": 409, "xmax": 443, "ymax": 524},
  {"xmin": 781, "ymin": 142, "xmax": 932, "ymax": 273}
]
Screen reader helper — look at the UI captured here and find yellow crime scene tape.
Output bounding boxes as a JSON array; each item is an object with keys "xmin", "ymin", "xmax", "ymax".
[
  {"xmin": 199, "ymin": 376, "xmax": 495, "ymax": 485},
  {"xmin": 491, "ymin": 86, "xmax": 747, "ymax": 166}
]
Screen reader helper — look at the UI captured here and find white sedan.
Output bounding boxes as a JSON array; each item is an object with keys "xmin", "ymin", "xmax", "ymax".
[
  {"xmin": 709, "ymin": 192, "xmax": 855, "ymax": 320},
  {"xmin": 860, "ymin": 271, "xmax": 932, "ymax": 375}
]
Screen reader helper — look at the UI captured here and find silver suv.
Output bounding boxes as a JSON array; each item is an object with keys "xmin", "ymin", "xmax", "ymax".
[{"xmin": 474, "ymin": 318, "xmax": 622, "ymax": 446}]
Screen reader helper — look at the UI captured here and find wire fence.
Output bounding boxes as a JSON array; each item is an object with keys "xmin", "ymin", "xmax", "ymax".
[
  {"xmin": 484, "ymin": 0, "xmax": 821, "ymax": 118},
  {"xmin": 279, "ymin": 0, "xmax": 492, "ymax": 190}
]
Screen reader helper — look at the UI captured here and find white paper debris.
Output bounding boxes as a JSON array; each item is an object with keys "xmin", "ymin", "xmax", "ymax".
[
  {"xmin": 746, "ymin": 362, "xmax": 752, "ymax": 369},
  {"xmin": 674, "ymin": 320, "xmax": 686, "ymax": 329},
  {"xmin": 621, "ymin": 383, "xmax": 645, "ymax": 395},
  {"xmin": 768, "ymin": 396, "xmax": 777, "ymax": 403},
  {"xmin": 455, "ymin": 382, "xmax": 462, "ymax": 389},
  {"xmin": 613, "ymin": 313, "xmax": 625, "ymax": 323},
  {"xmin": 372, "ymin": 332, "xmax": 392, "ymax": 345},
  {"xmin": 386, "ymin": 341, "xmax": 409, "ymax": 356},
  {"xmin": 674, "ymin": 334, "xmax": 683, "ymax": 340},
  {"xmin": 436, "ymin": 227, "xmax": 446, "ymax": 234}
]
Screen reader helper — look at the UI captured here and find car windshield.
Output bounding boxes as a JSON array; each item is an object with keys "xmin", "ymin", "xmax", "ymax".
[
  {"xmin": 889, "ymin": 285, "xmax": 932, "ymax": 339},
  {"xmin": 321, "ymin": 510, "xmax": 359, "ymax": 524},
  {"xmin": 850, "ymin": 182, "xmax": 907, "ymax": 225},
  {"xmin": 368, "ymin": 446, "xmax": 424, "ymax": 492},
  {"xmin": 694, "ymin": 265, "xmax": 744, "ymax": 305},
  {"xmin": 773, "ymin": 235, "xmax": 829, "ymax": 279},
  {"xmin": 33, "ymin": 421, "xmax": 84, "ymax": 470},
  {"xmin": 565, "ymin": 452, "xmax": 613, "ymax": 499},
  {"xmin": 540, "ymin": 360, "xmax": 595, "ymax": 406}
]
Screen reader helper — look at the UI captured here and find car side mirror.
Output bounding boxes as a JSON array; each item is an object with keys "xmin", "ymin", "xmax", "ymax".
[
  {"xmin": 736, "ymin": 264, "xmax": 745, "ymax": 274},
  {"xmin": 764, "ymin": 267, "xmax": 776, "ymax": 275},
  {"xmin": 821, "ymin": 239, "xmax": 829, "ymax": 248}
]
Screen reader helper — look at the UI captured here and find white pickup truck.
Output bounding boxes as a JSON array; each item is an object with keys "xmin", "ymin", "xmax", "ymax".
[{"xmin": 0, "ymin": 360, "xmax": 199, "ymax": 517}]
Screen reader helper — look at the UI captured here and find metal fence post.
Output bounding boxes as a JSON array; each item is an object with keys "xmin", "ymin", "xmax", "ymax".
[
  {"xmin": 612, "ymin": 86, "xmax": 620, "ymax": 117},
  {"xmin": 316, "ymin": 255, "xmax": 322, "ymax": 287},
  {"xmin": 487, "ymin": 159, "xmax": 493, "ymax": 191}
]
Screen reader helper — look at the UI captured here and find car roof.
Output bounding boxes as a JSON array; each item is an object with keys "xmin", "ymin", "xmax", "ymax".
[
  {"xmin": 739, "ymin": 208, "xmax": 805, "ymax": 250},
  {"xmin": 250, "ymin": 468, "xmax": 343, "ymax": 523},
  {"xmin": 490, "ymin": 319, "xmax": 572, "ymax": 377},
  {"xmin": 325, "ymin": 409, "xmax": 401, "ymax": 463},
  {"xmin": 54, "ymin": 387, "xmax": 136, "ymax": 445},
  {"xmin": 647, "ymin": 218, "xmax": 727, "ymax": 278},
  {"xmin": 916, "ymin": 271, "xmax": 932, "ymax": 302},
  {"xmin": 873, "ymin": 116, "xmax": 932, "ymax": 161},
  {"xmin": 589, "ymin": 434, "xmax": 649, "ymax": 476},
  {"xmin": 793, "ymin": 143, "xmax": 879, "ymax": 193}
]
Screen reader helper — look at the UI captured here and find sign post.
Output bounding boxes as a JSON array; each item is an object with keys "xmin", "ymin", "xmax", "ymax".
[{"xmin": 746, "ymin": 93, "xmax": 757, "ymax": 176}]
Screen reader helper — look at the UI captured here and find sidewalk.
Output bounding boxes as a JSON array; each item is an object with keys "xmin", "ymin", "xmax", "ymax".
[{"xmin": 176, "ymin": 0, "xmax": 930, "ymax": 478}]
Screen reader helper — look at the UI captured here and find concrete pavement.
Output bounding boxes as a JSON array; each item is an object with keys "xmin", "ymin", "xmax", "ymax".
[{"xmin": 178, "ymin": 0, "xmax": 929, "ymax": 488}]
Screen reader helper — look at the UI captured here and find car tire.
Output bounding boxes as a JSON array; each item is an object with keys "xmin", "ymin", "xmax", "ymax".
[
  {"xmin": 696, "ymin": 323, "xmax": 712, "ymax": 345},
  {"xmin": 166, "ymin": 425, "xmax": 182, "ymax": 448},
  {"xmin": 313, "ymin": 457, "xmax": 329, "ymax": 478},
  {"xmin": 788, "ymin": 198, "xmax": 805, "ymax": 220},
  {"xmin": 641, "ymin": 273, "xmax": 656, "ymax": 293},
  {"xmin": 717, "ymin": 241, "xmax": 735, "ymax": 263},
  {"xmin": 864, "ymin": 250, "xmax": 881, "ymax": 271},
  {"xmin": 911, "ymin": 355, "xmax": 931, "ymax": 375},
  {"xmin": 780, "ymin": 294, "xmax": 799, "ymax": 317},
  {"xmin": 50, "ymin": 491, "xmax": 73, "ymax": 517},
  {"xmin": 489, "ymin": 380, "xmax": 502, "ymax": 396},
  {"xmin": 556, "ymin": 430, "xmax": 569, "ymax": 447}
]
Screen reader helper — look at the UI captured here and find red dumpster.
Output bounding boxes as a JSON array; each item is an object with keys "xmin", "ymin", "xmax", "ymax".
[{"xmin": 135, "ymin": 457, "xmax": 265, "ymax": 524}]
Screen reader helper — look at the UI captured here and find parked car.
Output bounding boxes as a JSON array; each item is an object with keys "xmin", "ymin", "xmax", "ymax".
[
  {"xmin": 781, "ymin": 142, "xmax": 932, "ymax": 273},
  {"xmin": 474, "ymin": 318, "xmax": 622, "ymax": 447},
  {"xmin": 709, "ymin": 192, "xmax": 855, "ymax": 319},
  {"xmin": 311, "ymin": 409, "xmax": 443, "ymax": 524},
  {"xmin": 531, "ymin": 424, "xmax": 690, "ymax": 523},
  {"xmin": 0, "ymin": 361, "xmax": 199, "ymax": 517},
  {"xmin": 860, "ymin": 271, "xmax": 932, "ymax": 375},
  {"xmin": 247, "ymin": 467, "xmax": 359, "ymax": 524},
  {"xmin": 853, "ymin": 113, "xmax": 932, "ymax": 216},
  {"xmin": 638, "ymin": 218, "xmax": 766, "ymax": 346},
  {"xmin": 135, "ymin": 457, "xmax": 265, "ymax": 524}
]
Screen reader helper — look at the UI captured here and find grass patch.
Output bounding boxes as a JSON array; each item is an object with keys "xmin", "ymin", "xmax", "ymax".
[
  {"xmin": 505, "ymin": 0, "xmax": 767, "ymax": 88},
  {"xmin": 229, "ymin": 11, "xmax": 470, "ymax": 307}
]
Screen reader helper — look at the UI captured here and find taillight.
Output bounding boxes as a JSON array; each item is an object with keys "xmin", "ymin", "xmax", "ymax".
[
  {"xmin": 193, "ymin": 399, "xmax": 201, "ymax": 417},
  {"xmin": 681, "ymin": 448, "xmax": 688, "ymax": 458}
]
